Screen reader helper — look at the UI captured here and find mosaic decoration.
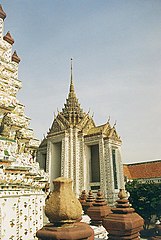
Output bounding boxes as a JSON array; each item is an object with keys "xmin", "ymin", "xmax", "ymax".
[{"xmin": 0, "ymin": 5, "xmax": 48, "ymax": 240}]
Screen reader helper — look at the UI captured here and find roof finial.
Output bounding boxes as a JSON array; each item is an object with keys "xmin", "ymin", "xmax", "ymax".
[
  {"xmin": 69, "ymin": 58, "xmax": 74, "ymax": 93},
  {"xmin": 113, "ymin": 120, "xmax": 117, "ymax": 127},
  {"xmin": 70, "ymin": 58, "xmax": 73, "ymax": 83}
]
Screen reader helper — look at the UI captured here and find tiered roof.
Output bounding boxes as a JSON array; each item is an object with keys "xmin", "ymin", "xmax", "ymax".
[
  {"xmin": 47, "ymin": 60, "xmax": 121, "ymax": 143},
  {"xmin": 62, "ymin": 73, "xmax": 85, "ymax": 125}
]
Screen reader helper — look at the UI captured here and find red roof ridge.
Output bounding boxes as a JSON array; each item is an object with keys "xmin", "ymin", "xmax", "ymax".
[{"xmin": 124, "ymin": 159, "xmax": 161, "ymax": 166}]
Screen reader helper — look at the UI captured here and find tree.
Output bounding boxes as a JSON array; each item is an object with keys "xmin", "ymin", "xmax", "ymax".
[{"xmin": 126, "ymin": 180, "xmax": 161, "ymax": 229}]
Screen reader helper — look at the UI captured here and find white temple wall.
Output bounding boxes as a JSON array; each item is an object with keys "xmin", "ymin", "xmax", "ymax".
[
  {"xmin": 117, "ymin": 146, "xmax": 125, "ymax": 189},
  {"xmin": 0, "ymin": 190, "xmax": 45, "ymax": 240}
]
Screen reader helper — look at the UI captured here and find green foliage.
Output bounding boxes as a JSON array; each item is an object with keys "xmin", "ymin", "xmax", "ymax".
[{"xmin": 126, "ymin": 180, "xmax": 161, "ymax": 229}]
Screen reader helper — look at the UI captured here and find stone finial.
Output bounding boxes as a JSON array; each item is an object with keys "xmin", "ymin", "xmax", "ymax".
[
  {"xmin": 3, "ymin": 31, "xmax": 14, "ymax": 45},
  {"xmin": 82, "ymin": 190, "xmax": 95, "ymax": 214},
  {"xmin": 12, "ymin": 51, "xmax": 21, "ymax": 63},
  {"xmin": 118, "ymin": 188, "xmax": 127, "ymax": 199},
  {"xmin": 37, "ymin": 177, "xmax": 94, "ymax": 240},
  {"xmin": 0, "ymin": 5, "xmax": 6, "ymax": 20},
  {"xmin": 79, "ymin": 190, "xmax": 87, "ymax": 204},
  {"xmin": 86, "ymin": 190, "xmax": 95, "ymax": 202},
  {"xmin": 45, "ymin": 177, "xmax": 82, "ymax": 225},
  {"xmin": 87, "ymin": 190, "xmax": 111, "ymax": 226},
  {"xmin": 103, "ymin": 189, "xmax": 144, "ymax": 239},
  {"xmin": 94, "ymin": 190, "xmax": 107, "ymax": 205}
]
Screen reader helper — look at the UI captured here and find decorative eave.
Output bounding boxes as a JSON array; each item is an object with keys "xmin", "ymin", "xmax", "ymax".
[
  {"xmin": 12, "ymin": 51, "xmax": 21, "ymax": 63},
  {"xmin": 84, "ymin": 123, "xmax": 121, "ymax": 143},
  {"xmin": 0, "ymin": 5, "xmax": 6, "ymax": 20},
  {"xmin": 3, "ymin": 31, "xmax": 14, "ymax": 45},
  {"xmin": 47, "ymin": 130, "xmax": 66, "ymax": 138}
]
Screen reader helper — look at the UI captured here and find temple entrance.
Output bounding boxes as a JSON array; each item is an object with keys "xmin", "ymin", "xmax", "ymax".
[
  {"xmin": 39, "ymin": 153, "xmax": 47, "ymax": 171},
  {"xmin": 50, "ymin": 142, "xmax": 62, "ymax": 183},
  {"xmin": 87, "ymin": 144, "xmax": 100, "ymax": 191}
]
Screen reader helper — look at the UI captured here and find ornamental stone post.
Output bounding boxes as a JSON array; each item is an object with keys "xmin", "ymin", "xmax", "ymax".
[
  {"xmin": 87, "ymin": 190, "xmax": 111, "ymax": 226},
  {"xmin": 102, "ymin": 189, "xmax": 144, "ymax": 240},
  {"xmin": 79, "ymin": 189, "xmax": 87, "ymax": 204},
  {"xmin": 82, "ymin": 190, "xmax": 95, "ymax": 214},
  {"xmin": 36, "ymin": 177, "xmax": 94, "ymax": 240}
]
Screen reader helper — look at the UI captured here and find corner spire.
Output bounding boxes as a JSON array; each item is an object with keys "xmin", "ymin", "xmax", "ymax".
[
  {"xmin": 0, "ymin": 5, "xmax": 6, "ymax": 20},
  {"xmin": 3, "ymin": 31, "xmax": 14, "ymax": 45}
]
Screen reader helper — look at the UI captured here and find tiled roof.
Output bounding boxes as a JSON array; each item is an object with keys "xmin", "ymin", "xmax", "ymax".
[{"xmin": 123, "ymin": 160, "xmax": 161, "ymax": 179}]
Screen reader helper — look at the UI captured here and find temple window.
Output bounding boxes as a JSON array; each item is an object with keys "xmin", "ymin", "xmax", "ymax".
[
  {"xmin": 90, "ymin": 144, "xmax": 100, "ymax": 183},
  {"xmin": 112, "ymin": 148, "xmax": 118, "ymax": 189}
]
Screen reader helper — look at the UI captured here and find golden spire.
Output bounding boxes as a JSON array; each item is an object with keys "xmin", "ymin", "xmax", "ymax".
[
  {"xmin": 61, "ymin": 59, "xmax": 84, "ymax": 125},
  {"xmin": 69, "ymin": 58, "xmax": 75, "ymax": 94}
]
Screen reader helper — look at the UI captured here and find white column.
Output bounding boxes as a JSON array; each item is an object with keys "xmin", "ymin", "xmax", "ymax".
[
  {"xmin": 61, "ymin": 133, "xmax": 69, "ymax": 177},
  {"xmin": 46, "ymin": 140, "xmax": 52, "ymax": 188},
  {"xmin": 99, "ymin": 137, "xmax": 106, "ymax": 192},
  {"xmin": 68, "ymin": 127, "xmax": 73, "ymax": 179},
  {"xmin": 117, "ymin": 146, "xmax": 125, "ymax": 189}
]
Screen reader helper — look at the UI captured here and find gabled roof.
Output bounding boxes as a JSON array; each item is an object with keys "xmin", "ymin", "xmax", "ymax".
[
  {"xmin": 124, "ymin": 160, "xmax": 161, "ymax": 179},
  {"xmin": 86, "ymin": 122, "xmax": 121, "ymax": 142}
]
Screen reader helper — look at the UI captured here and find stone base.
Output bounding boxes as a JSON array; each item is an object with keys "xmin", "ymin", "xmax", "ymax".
[
  {"xmin": 87, "ymin": 205, "xmax": 111, "ymax": 226},
  {"xmin": 90, "ymin": 219, "xmax": 102, "ymax": 226},
  {"xmin": 108, "ymin": 233, "xmax": 140, "ymax": 240},
  {"xmin": 36, "ymin": 222, "xmax": 94, "ymax": 240}
]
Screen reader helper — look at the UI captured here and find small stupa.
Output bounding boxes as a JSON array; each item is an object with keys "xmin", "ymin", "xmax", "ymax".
[
  {"xmin": 82, "ymin": 190, "xmax": 95, "ymax": 214},
  {"xmin": 87, "ymin": 190, "xmax": 111, "ymax": 225},
  {"xmin": 103, "ymin": 189, "xmax": 144, "ymax": 239}
]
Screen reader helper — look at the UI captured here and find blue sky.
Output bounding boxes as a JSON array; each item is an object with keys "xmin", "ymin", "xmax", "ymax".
[{"xmin": 1, "ymin": 0, "xmax": 161, "ymax": 163}]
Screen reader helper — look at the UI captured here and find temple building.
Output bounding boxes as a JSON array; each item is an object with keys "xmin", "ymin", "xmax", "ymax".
[
  {"xmin": 37, "ymin": 61, "xmax": 125, "ymax": 204},
  {"xmin": 0, "ymin": 5, "xmax": 48, "ymax": 240}
]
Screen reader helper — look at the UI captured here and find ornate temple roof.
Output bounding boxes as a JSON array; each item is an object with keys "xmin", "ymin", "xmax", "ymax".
[
  {"xmin": 49, "ymin": 60, "xmax": 95, "ymax": 134},
  {"xmin": 85, "ymin": 121, "xmax": 121, "ymax": 141},
  {"xmin": 48, "ymin": 61, "xmax": 121, "ymax": 142}
]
